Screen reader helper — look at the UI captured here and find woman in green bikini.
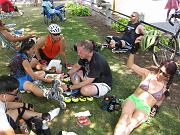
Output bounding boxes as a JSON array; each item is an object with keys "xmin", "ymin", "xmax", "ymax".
[{"xmin": 114, "ymin": 51, "xmax": 177, "ymax": 135}]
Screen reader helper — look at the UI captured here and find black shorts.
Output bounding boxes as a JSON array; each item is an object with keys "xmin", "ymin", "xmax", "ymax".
[{"xmin": 39, "ymin": 49, "xmax": 52, "ymax": 64}]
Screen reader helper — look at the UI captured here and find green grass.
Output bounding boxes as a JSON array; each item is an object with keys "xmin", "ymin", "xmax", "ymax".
[{"xmin": 0, "ymin": 5, "xmax": 180, "ymax": 135}]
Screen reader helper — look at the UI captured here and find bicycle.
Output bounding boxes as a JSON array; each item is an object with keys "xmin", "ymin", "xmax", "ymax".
[{"xmin": 148, "ymin": 11, "xmax": 180, "ymax": 67}]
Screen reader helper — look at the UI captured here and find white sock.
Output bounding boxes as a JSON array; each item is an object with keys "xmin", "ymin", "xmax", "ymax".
[{"xmin": 48, "ymin": 108, "xmax": 60, "ymax": 120}]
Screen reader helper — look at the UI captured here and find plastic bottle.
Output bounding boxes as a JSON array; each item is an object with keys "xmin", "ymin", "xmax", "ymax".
[{"xmin": 19, "ymin": 119, "xmax": 29, "ymax": 135}]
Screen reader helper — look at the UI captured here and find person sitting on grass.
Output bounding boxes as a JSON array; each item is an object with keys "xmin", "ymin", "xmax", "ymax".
[
  {"xmin": 0, "ymin": 75, "xmax": 60, "ymax": 135},
  {"xmin": 0, "ymin": 20, "xmax": 34, "ymax": 45},
  {"xmin": 63, "ymin": 40, "xmax": 112, "ymax": 97},
  {"xmin": 9, "ymin": 38, "xmax": 55, "ymax": 97},
  {"xmin": 35, "ymin": 24, "xmax": 67, "ymax": 66},
  {"xmin": 114, "ymin": 47, "xmax": 177, "ymax": 135},
  {"xmin": 104, "ymin": 12, "xmax": 145, "ymax": 53}
]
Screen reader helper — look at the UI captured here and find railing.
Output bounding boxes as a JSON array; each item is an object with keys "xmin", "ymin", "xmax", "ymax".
[{"xmin": 77, "ymin": 0, "xmax": 174, "ymax": 35}]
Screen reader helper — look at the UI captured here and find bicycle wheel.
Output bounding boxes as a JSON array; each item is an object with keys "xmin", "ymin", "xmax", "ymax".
[{"xmin": 152, "ymin": 35, "xmax": 177, "ymax": 67}]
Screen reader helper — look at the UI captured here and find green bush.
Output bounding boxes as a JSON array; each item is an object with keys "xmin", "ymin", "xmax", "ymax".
[
  {"xmin": 111, "ymin": 18, "xmax": 129, "ymax": 32},
  {"xmin": 65, "ymin": 2, "xmax": 91, "ymax": 16}
]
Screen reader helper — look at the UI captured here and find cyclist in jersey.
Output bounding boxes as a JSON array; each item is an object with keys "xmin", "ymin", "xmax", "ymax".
[
  {"xmin": 35, "ymin": 24, "xmax": 67, "ymax": 67},
  {"xmin": 105, "ymin": 12, "xmax": 145, "ymax": 53},
  {"xmin": 114, "ymin": 47, "xmax": 177, "ymax": 135}
]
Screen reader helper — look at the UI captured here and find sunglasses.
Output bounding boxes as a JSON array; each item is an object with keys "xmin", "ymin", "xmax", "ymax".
[
  {"xmin": 159, "ymin": 69, "xmax": 169, "ymax": 78},
  {"xmin": 52, "ymin": 33, "xmax": 60, "ymax": 36},
  {"xmin": 131, "ymin": 15, "xmax": 136, "ymax": 17}
]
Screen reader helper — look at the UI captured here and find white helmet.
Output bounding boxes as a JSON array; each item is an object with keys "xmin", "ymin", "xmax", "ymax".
[{"xmin": 48, "ymin": 24, "xmax": 61, "ymax": 34}]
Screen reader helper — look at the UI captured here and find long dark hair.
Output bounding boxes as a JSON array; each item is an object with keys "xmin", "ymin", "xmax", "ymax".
[
  {"xmin": 159, "ymin": 60, "xmax": 177, "ymax": 90},
  {"xmin": 19, "ymin": 38, "xmax": 35, "ymax": 55},
  {"xmin": 0, "ymin": 75, "xmax": 19, "ymax": 93}
]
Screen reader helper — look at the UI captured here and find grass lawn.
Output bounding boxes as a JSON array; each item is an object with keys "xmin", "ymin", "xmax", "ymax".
[{"xmin": 0, "ymin": 4, "xmax": 179, "ymax": 135}]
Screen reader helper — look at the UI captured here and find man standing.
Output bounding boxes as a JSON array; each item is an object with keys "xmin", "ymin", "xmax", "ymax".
[{"xmin": 65, "ymin": 40, "xmax": 112, "ymax": 97}]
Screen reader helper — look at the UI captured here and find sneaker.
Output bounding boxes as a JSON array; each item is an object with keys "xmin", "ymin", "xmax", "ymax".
[
  {"xmin": 48, "ymin": 108, "xmax": 60, "ymax": 120},
  {"xmin": 59, "ymin": 131, "xmax": 77, "ymax": 135},
  {"xmin": 101, "ymin": 44, "xmax": 109, "ymax": 50},
  {"xmin": 112, "ymin": 48, "xmax": 129, "ymax": 53}
]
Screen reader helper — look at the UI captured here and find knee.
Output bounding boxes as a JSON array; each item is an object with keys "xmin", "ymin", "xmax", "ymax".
[{"xmin": 80, "ymin": 87, "xmax": 89, "ymax": 96}]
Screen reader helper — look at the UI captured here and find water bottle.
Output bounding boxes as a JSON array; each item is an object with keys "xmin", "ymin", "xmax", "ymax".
[{"xmin": 19, "ymin": 119, "xmax": 29, "ymax": 135}]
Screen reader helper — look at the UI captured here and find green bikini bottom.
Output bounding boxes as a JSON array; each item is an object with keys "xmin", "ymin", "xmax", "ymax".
[{"xmin": 127, "ymin": 95, "xmax": 151, "ymax": 115}]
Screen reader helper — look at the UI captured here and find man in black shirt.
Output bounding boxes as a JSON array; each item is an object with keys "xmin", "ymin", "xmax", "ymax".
[
  {"xmin": 105, "ymin": 12, "xmax": 145, "ymax": 53},
  {"xmin": 66, "ymin": 40, "xmax": 112, "ymax": 97}
]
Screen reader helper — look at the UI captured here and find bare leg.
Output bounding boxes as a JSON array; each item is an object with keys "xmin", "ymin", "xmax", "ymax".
[
  {"xmin": 6, "ymin": 109, "xmax": 42, "ymax": 122},
  {"xmin": 167, "ymin": 9, "xmax": 171, "ymax": 20},
  {"xmin": 125, "ymin": 110, "xmax": 148, "ymax": 135},
  {"xmin": 23, "ymin": 81, "xmax": 44, "ymax": 97},
  {"xmin": 70, "ymin": 70, "xmax": 83, "ymax": 84},
  {"xmin": 114, "ymin": 99, "xmax": 135, "ymax": 135},
  {"xmin": 80, "ymin": 84, "xmax": 98, "ymax": 96}
]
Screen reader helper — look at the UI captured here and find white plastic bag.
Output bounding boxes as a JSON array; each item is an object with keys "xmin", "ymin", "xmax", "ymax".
[{"xmin": 46, "ymin": 59, "xmax": 62, "ymax": 73}]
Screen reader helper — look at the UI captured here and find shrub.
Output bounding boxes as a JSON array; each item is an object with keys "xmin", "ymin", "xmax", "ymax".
[
  {"xmin": 111, "ymin": 18, "xmax": 129, "ymax": 32},
  {"xmin": 65, "ymin": 2, "xmax": 91, "ymax": 16}
]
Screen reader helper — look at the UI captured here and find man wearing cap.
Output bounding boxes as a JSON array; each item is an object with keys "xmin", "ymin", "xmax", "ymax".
[{"xmin": 35, "ymin": 24, "xmax": 67, "ymax": 66}]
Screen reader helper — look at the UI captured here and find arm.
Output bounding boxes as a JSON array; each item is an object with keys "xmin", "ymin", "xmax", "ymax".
[
  {"xmin": 127, "ymin": 53, "xmax": 150, "ymax": 78},
  {"xmin": 34, "ymin": 36, "xmax": 46, "ymax": 61},
  {"xmin": 22, "ymin": 59, "xmax": 51, "ymax": 82},
  {"xmin": 59, "ymin": 37, "xmax": 67, "ymax": 65},
  {"xmin": 2, "ymin": 30, "xmax": 34, "ymax": 43},
  {"xmin": 150, "ymin": 95, "xmax": 165, "ymax": 116},
  {"xmin": 67, "ymin": 63, "xmax": 81, "ymax": 76},
  {"xmin": 69, "ymin": 77, "xmax": 95, "ymax": 90},
  {"xmin": 6, "ymin": 102, "xmax": 23, "ymax": 109}
]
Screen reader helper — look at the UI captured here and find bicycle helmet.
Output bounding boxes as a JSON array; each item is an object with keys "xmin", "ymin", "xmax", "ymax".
[
  {"xmin": 141, "ymin": 30, "xmax": 158, "ymax": 51},
  {"xmin": 48, "ymin": 24, "xmax": 61, "ymax": 34}
]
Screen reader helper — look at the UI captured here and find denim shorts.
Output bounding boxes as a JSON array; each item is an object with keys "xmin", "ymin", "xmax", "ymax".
[{"xmin": 17, "ymin": 74, "xmax": 33, "ymax": 90}]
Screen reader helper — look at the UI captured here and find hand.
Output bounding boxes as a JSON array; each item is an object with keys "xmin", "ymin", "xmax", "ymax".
[
  {"xmin": 61, "ymin": 84, "xmax": 69, "ymax": 91},
  {"xmin": 130, "ymin": 43, "xmax": 140, "ymax": 54},
  {"xmin": 150, "ymin": 105, "xmax": 159, "ymax": 117},
  {"xmin": 45, "ymin": 78, "xmax": 53, "ymax": 83},
  {"xmin": 39, "ymin": 60, "xmax": 47, "ymax": 65}
]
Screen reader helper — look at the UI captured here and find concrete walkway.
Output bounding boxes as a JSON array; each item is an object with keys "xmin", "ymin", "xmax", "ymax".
[{"xmin": 105, "ymin": 0, "xmax": 180, "ymax": 34}]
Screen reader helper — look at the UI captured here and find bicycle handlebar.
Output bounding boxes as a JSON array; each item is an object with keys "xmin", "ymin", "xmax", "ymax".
[{"xmin": 168, "ymin": 11, "xmax": 180, "ymax": 26}]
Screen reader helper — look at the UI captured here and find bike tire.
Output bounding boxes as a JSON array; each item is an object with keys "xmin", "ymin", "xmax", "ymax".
[{"xmin": 152, "ymin": 35, "xmax": 178, "ymax": 67}]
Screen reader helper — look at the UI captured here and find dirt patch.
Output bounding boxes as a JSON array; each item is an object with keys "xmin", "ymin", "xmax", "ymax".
[{"xmin": 80, "ymin": 14, "xmax": 180, "ymax": 108}]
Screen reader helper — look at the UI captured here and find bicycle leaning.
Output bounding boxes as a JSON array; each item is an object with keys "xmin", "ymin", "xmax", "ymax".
[{"xmin": 141, "ymin": 10, "xmax": 180, "ymax": 67}]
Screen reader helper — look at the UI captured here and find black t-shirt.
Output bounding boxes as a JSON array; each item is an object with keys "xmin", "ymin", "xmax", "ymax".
[{"xmin": 78, "ymin": 51, "xmax": 112, "ymax": 88}]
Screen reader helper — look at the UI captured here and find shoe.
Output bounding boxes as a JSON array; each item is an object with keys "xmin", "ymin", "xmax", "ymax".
[
  {"xmin": 59, "ymin": 131, "xmax": 77, "ymax": 135},
  {"xmin": 112, "ymin": 48, "xmax": 128, "ymax": 53},
  {"xmin": 48, "ymin": 108, "xmax": 60, "ymax": 121},
  {"xmin": 63, "ymin": 89, "xmax": 80, "ymax": 96},
  {"xmin": 101, "ymin": 44, "xmax": 109, "ymax": 50},
  {"xmin": 42, "ymin": 108, "xmax": 60, "ymax": 121}
]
